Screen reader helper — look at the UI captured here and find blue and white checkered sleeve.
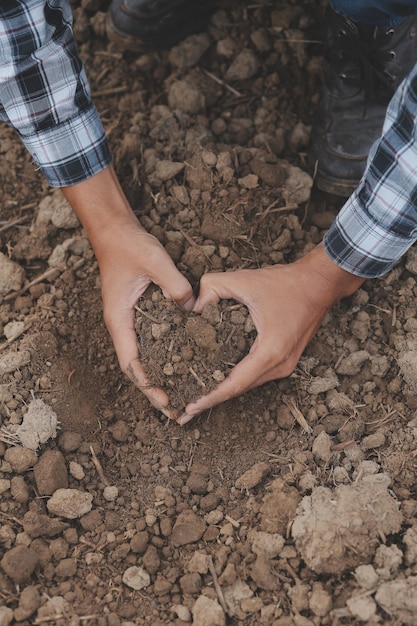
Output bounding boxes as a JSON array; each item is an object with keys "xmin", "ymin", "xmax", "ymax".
[
  {"xmin": 324, "ymin": 62, "xmax": 417, "ymax": 278},
  {"xmin": 0, "ymin": 0, "xmax": 112, "ymax": 188}
]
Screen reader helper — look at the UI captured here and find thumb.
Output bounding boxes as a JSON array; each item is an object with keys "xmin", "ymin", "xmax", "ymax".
[
  {"xmin": 193, "ymin": 271, "xmax": 245, "ymax": 313},
  {"xmin": 151, "ymin": 256, "xmax": 195, "ymax": 311}
]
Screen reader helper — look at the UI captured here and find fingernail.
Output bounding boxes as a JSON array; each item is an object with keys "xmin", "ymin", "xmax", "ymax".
[
  {"xmin": 179, "ymin": 414, "xmax": 194, "ymax": 426},
  {"xmin": 183, "ymin": 297, "xmax": 195, "ymax": 312}
]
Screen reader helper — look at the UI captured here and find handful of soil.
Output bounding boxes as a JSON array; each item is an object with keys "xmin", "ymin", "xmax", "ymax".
[{"xmin": 135, "ymin": 287, "xmax": 256, "ymax": 411}]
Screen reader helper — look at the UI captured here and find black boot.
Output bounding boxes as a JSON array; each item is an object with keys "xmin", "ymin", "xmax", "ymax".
[
  {"xmin": 310, "ymin": 8, "xmax": 417, "ymax": 197},
  {"xmin": 106, "ymin": 0, "xmax": 217, "ymax": 50}
]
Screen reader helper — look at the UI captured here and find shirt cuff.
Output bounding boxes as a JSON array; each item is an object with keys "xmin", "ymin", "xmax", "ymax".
[
  {"xmin": 20, "ymin": 103, "xmax": 112, "ymax": 188},
  {"xmin": 323, "ymin": 191, "xmax": 416, "ymax": 278}
]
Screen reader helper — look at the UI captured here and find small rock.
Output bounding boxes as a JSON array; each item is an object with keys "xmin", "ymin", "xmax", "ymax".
[
  {"xmin": 361, "ymin": 432, "xmax": 386, "ymax": 451},
  {"xmin": 168, "ymin": 33, "xmax": 211, "ymax": 69},
  {"xmin": 235, "ymin": 462, "xmax": 270, "ymax": 490},
  {"xmin": 0, "ymin": 252, "xmax": 25, "ymax": 294},
  {"xmin": 122, "ymin": 566, "xmax": 151, "ymax": 590},
  {"xmin": 47, "ymin": 488, "xmax": 93, "ymax": 519},
  {"xmin": 0, "ymin": 350, "xmax": 31, "ymax": 374},
  {"xmin": 346, "ymin": 595, "xmax": 377, "ymax": 621},
  {"xmin": 55, "ymin": 557, "xmax": 77, "ymax": 578},
  {"xmin": 226, "ymin": 49, "xmax": 260, "ymax": 81},
  {"xmin": 15, "ymin": 399, "xmax": 59, "ymax": 450},
  {"xmin": 192, "ymin": 596, "xmax": 226, "ymax": 626},
  {"xmin": 4, "ymin": 446, "xmax": 38, "ymax": 473},
  {"xmin": 58, "ymin": 431, "xmax": 82, "ymax": 452},
  {"xmin": 23, "ymin": 511, "xmax": 68, "ymax": 538},
  {"xmin": 10, "ymin": 476, "xmax": 30, "ymax": 503},
  {"xmin": 13, "ymin": 585, "xmax": 42, "ymax": 624},
  {"xmin": 1, "ymin": 545, "xmax": 38, "ymax": 584},
  {"xmin": 354, "ymin": 564, "xmax": 379, "ymax": 590},
  {"xmin": 33, "ymin": 449, "xmax": 68, "ymax": 495},
  {"xmin": 168, "ymin": 80, "xmax": 205, "ymax": 114},
  {"xmin": 69, "ymin": 461, "xmax": 85, "ymax": 480},
  {"xmin": 0, "ymin": 479, "xmax": 11, "ymax": 494},
  {"xmin": 3, "ymin": 321, "xmax": 25, "ymax": 340},
  {"xmin": 249, "ymin": 530, "xmax": 285, "ymax": 559},
  {"xmin": 312, "ymin": 431, "xmax": 332, "ymax": 463},
  {"xmin": 171, "ymin": 604, "xmax": 191, "ymax": 622},
  {"xmin": 103, "ymin": 485, "xmax": 119, "ymax": 501},
  {"xmin": 130, "ymin": 531, "xmax": 149, "ymax": 554},
  {"xmin": 171, "ymin": 509, "xmax": 206, "ymax": 546},
  {"xmin": 152, "ymin": 159, "xmax": 186, "ymax": 182},
  {"xmin": 109, "ymin": 420, "xmax": 130, "ymax": 442},
  {"xmin": 0, "ymin": 607, "xmax": 13, "ymax": 626},
  {"xmin": 336, "ymin": 351, "xmax": 370, "ymax": 376}
]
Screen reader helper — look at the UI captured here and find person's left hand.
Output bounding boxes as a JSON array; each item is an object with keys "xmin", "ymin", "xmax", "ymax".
[{"xmin": 177, "ymin": 244, "xmax": 364, "ymax": 425}]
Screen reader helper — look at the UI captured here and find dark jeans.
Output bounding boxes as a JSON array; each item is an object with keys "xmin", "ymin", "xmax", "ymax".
[{"xmin": 330, "ymin": 0, "xmax": 417, "ymax": 25}]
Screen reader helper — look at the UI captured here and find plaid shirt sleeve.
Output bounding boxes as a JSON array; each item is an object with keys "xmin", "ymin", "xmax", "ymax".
[
  {"xmin": 0, "ymin": 0, "xmax": 111, "ymax": 188},
  {"xmin": 324, "ymin": 61, "xmax": 417, "ymax": 278}
]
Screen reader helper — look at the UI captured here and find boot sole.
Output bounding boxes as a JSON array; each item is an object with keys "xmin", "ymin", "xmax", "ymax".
[{"xmin": 315, "ymin": 171, "xmax": 360, "ymax": 198}]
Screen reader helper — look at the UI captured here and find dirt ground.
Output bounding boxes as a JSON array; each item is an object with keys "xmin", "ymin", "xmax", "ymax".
[{"xmin": 1, "ymin": 1, "xmax": 417, "ymax": 625}]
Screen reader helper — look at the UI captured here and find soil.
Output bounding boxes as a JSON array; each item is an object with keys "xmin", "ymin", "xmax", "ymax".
[{"xmin": 1, "ymin": 1, "xmax": 417, "ymax": 625}]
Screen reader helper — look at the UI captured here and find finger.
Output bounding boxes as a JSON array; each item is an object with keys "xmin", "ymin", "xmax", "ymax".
[
  {"xmin": 178, "ymin": 348, "xmax": 270, "ymax": 424},
  {"xmin": 105, "ymin": 303, "xmax": 176, "ymax": 414},
  {"xmin": 193, "ymin": 271, "xmax": 249, "ymax": 313},
  {"xmin": 148, "ymin": 251, "xmax": 195, "ymax": 310}
]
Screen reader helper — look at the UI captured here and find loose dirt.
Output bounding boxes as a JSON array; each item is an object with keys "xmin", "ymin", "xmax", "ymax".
[{"xmin": 0, "ymin": 1, "xmax": 417, "ymax": 625}]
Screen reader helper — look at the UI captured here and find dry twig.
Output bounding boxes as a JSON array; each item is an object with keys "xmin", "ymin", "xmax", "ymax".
[
  {"xmin": 90, "ymin": 445, "xmax": 110, "ymax": 486},
  {"xmin": 208, "ymin": 555, "xmax": 229, "ymax": 615}
]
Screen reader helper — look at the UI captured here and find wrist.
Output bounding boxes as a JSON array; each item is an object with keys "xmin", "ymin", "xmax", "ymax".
[
  {"xmin": 61, "ymin": 165, "xmax": 145, "ymax": 250},
  {"xmin": 297, "ymin": 243, "xmax": 365, "ymax": 306}
]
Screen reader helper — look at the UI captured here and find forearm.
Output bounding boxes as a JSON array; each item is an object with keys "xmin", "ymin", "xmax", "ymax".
[
  {"xmin": 0, "ymin": 1, "xmax": 111, "ymax": 186},
  {"xmin": 61, "ymin": 165, "xmax": 145, "ymax": 255},
  {"xmin": 324, "ymin": 61, "xmax": 417, "ymax": 278}
]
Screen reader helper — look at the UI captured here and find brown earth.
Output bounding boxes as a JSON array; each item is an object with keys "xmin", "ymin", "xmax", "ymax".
[{"xmin": 1, "ymin": 1, "xmax": 417, "ymax": 625}]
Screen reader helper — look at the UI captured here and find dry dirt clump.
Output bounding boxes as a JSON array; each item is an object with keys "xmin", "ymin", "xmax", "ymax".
[{"xmin": 135, "ymin": 288, "xmax": 256, "ymax": 409}]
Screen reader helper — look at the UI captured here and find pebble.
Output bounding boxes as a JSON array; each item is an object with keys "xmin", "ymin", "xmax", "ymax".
[
  {"xmin": 15, "ymin": 399, "xmax": 58, "ymax": 450},
  {"xmin": 171, "ymin": 509, "xmax": 207, "ymax": 546},
  {"xmin": 1, "ymin": 545, "xmax": 38, "ymax": 584},
  {"xmin": 235, "ymin": 462, "xmax": 270, "ymax": 490},
  {"xmin": 58, "ymin": 431, "xmax": 82, "ymax": 452},
  {"xmin": 225, "ymin": 49, "xmax": 260, "ymax": 81},
  {"xmin": 23, "ymin": 511, "xmax": 68, "ymax": 539},
  {"xmin": 122, "ymin": 566, "xmax": 151, "ymax": 590},
  {"xmin": 69, "ymin": 460, "xmax": 85, "ymax": 480},
  {"xmin": 47, "ymin": 488, "xmax": 93, "ymax": 519},
  {"xmin": 10, "ymin": 476, "xmax": 30, "ymax": 503},
  {"xmin": 346, "ymin": 595, "xmax": 377, "ymax": 621},
  {"xmin": 168, "ymin": 33, "xmax": 211, "ymax": 69},
  {"xmin": 13, "ymin": 585, "xmax": 42, "ymax": 624},
  {"xmin": 103, "ymin": 485, "xmax": 119, "ymax": 501},
  {"xmin": 0, "ymin": 478, "xmax": 11, "ymax": 494},
  {"xmin": 171, "ymin": 604, "xmax": 191, "ymax": 622},
  {"xmin": 109, "ymin": 420, "xmax": 130, "ymax": 442},
  {"xmin": 4, "ymin": 446, "xmax": 38, "ymax": 473},
  {"xmin": 192, "ymin": 596, "xmax": 226, "ymax": 626},
  {"xmin": 33, "ymin": 449, "xmax": 68, "ymax": 495},
  {"xmin": 312, "ymin": 431, "xmax": 332, "ymax": 463},
  {"xmin": 0, "ymin": 607, "xmax": 13, "ymax": 626},
  {"xmin": 0, "ymin": 252, "xmax": 25, "ymax": 294},
  {"xmin": 0, "ymin": 350, "xmax": 30, "ymax": 374}
]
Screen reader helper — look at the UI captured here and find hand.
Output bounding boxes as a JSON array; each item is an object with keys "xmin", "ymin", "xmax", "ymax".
[
  {"xmin": 178, "ymin": 243, "xmax": 364, "ymax": 425},
  {"xmin": 62, "ymin": 166, "xmax": 194, "ymax": 417}
]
